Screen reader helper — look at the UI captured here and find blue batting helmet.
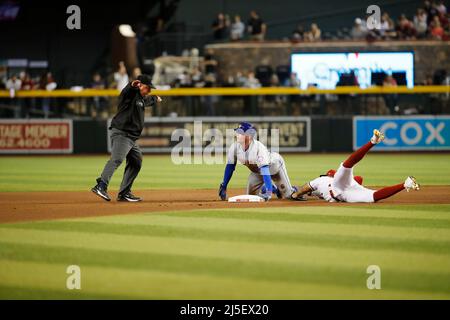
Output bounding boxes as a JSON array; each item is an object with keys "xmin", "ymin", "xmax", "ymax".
[{"xmin": 234, "ymin": 122, "xmax": 257, "ymax": 137}]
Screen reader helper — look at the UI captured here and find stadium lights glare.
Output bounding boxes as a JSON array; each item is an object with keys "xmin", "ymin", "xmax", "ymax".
[{"xmin": 118, "ymin": 24, "xmax": 136, "ymax": 37}]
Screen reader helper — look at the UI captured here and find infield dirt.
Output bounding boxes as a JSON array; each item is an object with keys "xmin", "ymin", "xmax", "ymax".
[{"xmin": 0, "ymin": 186, "xmax": 449, "ymax": 223}]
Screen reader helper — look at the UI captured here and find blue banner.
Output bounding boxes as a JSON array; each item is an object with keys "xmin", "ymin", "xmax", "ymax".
[{"xmin": 353, "ymin": 116, "xmax": 450, "ymax": 151}]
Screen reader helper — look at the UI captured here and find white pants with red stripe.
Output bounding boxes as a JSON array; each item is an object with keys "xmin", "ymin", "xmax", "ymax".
[{"xmin": 332, "ymin": 163, "xmax": 375, "ymax": 203}]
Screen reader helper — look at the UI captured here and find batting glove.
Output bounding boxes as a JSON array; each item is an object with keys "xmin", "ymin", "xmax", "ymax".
[{"xmin": 219, "ymin": 183, "xmax": 227, "ymax": 201}]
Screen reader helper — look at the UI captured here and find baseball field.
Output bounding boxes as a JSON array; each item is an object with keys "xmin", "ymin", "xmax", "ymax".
[{"xmin": 0, "ymin": 153, "xmax": 449, "ymax": 299}]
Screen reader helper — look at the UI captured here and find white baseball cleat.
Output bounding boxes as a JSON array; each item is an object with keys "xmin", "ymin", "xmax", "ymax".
[
  {"xmin": 404, "ymin": 176, "xmax": 420, "ymax": 192},
  {"xmin": 371, "ymin": 129, "xmax": 385, "ymax": 144}
]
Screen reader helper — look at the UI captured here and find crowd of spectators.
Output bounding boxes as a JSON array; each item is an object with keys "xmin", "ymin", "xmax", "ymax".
[
  {"xmin": 210, "ymin": 1, "xmax": 449, "ymax": 42},
  {"xmin": 211, "ymin": 10, "xmax": 267, "ymax": 41},
  {"xmin": 1, "ymin": 71, "xmax": 57, "ymax": 118},
  {"xmin": 346, "ymin": 0, "xmax": 449, "ymax": 41}
]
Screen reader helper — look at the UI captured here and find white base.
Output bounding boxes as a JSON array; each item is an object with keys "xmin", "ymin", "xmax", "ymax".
[{"xmin": 228, "ymin": 195, "xmax": 265, "ymax": 203}]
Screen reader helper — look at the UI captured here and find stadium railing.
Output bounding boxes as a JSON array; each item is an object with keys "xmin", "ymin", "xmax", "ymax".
[{"xmin": 0, "ymin": 86, "xmax": 449, "ymax": 118}]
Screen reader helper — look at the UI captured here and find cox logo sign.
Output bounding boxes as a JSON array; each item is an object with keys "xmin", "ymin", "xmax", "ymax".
[{"xmin": 353, "ymin": 116, "xmax": 450, "ymax": 151}]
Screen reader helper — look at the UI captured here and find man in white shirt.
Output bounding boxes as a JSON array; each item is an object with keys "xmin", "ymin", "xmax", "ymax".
[
  {"xmin": 219, "ymin": 122, "xmax": 301, "ymax": 201},
  {"xmin": 292, "ymin": 129, "xmax": 420, "ymax": 202},
  {"xmin": 114, "ymin": 61, "xmax": 129, "ymax": 91}
]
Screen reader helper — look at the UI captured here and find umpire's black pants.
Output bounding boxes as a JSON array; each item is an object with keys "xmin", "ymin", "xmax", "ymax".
[{"xmin": 100, "ymin": 128, "xmax": 142, "ymax": 196}]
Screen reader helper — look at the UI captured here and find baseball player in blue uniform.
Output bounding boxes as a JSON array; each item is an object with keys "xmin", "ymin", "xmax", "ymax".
[{"xmin": 218, "ymin": 122, "xmax": 302, "ymax": 201}]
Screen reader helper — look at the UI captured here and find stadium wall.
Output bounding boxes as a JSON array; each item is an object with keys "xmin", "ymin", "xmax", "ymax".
[{"xmin": 1, "ymin": 116, "xmax": 449, "ymax": 154}]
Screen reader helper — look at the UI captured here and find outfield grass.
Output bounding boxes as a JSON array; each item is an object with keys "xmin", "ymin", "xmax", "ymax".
[
  {"xmin": 0, "ymin": 205, "xmax": 450, "ymax": 299},
  {"xmin": 0, "ymin": 154, "xmax": 449, "ymax": 299},
  {"xmin": 0, "ymin": 154, "xmax": 449, "ymax": 192}
]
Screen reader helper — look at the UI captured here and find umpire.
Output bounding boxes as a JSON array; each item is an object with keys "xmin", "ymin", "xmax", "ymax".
[{"xmin": 92, "ymin": 74, "xmax": 162, "ymax": 202}]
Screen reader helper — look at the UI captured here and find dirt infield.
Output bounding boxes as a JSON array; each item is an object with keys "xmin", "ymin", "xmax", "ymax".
[{"xmin": 0, "ymin": 186, "xmax": 449, "ymax": 224}]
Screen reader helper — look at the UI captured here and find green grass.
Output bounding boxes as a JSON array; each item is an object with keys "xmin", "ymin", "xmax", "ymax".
[
  {"xmin": 0, "ymin": 205, "xmax": 450, "ymax": 299},
  {"xmin": 0, "ymin": 154, "xmax": 449, "ymax": 299},
  {"xmin": 0, "ymin": 154, "xmax": 449, "ymax": 192}
]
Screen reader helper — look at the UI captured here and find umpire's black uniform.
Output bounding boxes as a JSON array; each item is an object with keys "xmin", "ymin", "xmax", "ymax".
[{"xmin": 92, "ymin": 74, "xmax": 157, "ymax": 202}]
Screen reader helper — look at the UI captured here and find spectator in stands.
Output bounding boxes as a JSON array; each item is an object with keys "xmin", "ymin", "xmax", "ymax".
[
  {"xmin": 39, "ymin": 72, "xmax": 57, "ymax": 118},
  {"xmin": 202, "ymin": 73, "xmax": 218, "ymax": 116},
  {"xmin": 5, "ymin": 75, "xmax": 22, "ymax": 117},
  {"xmin": 396, "ymin": 14, "xmax": 417, "ymax": 39},
  {"xmin": 132, "ymin": 67, "xmax": 142, "ymax": 80},
  {"xmin": 230, "ymin": 15, "xmax": 245, "ymax": 41},
  {"xmin": 437, "ymin": 10, "xmax": 449, "ymax": 29},
  {"xmin": 291, "ymin": 24, "xmax": 305, "ymax": 42},
  {"xmin": 306, "ymin": 23, "xmax": 322, "ymax": 41},
  {"xmin": 191, "ymin": 67, "xmax": 204, "ymax": 87},
  {"xmin": 414, "ymin": 8, "xmax": 429, "ymax": 38},
  {"xmin": 177, "ymin": 70, "xmax": 192, "ymax": 87},
  {"xmin": 20, "ymin": 73, "xmax": 34, "ymax": 91},
  {"xmin": 244, "ymin": 71, "xmax": 261, "ymax": 88},
  {"xmin": 6, "ymin": 74, "xmax": 22, "ymax": 91},
  {"xmin": 223, "ymin": 75, "xmax": 236, "ymax": 87},
  {"xmin": 379, "ymin": 12, "xmax": 397, "ymax": 39},
  {"xmin": 383, "ymin": 75, "xmax": 399, "ymax": 114},
  {"xmin": 90, "ymin": 72, "xmax": 107, "ymax": 119},
  {"xmin": 430, "ymin": 15, "xmax": 445, "ymax": 39},
  {"xmin": 286, "ymin": 72, "xmax": 301, "ymax": 88},
  {"xmin": 268, "ymin": 74, "xmax": 283, "ymax": 105},
  {"xmin": 235, "ymin": 71, "xmax": 247, "ymax": 87},
  {"xmin": 436, "ymin": 0, "xmax": 447, "ymax": 14},
  {"xmin": 423, "ymin": 0, "xmax": 439, "ymax": 25},
  {"xmin": 351, "ymin": 18, "xmax": 368, "ymax": 39},
  {"xmin": 203, "ymin": 49, "xmax": 218, "ymax": 75},
  {"xmin": 212, "ymin": 13, "xmax": 228, "ymax": 41},
  {"xmin": 113, "ymin": 61, "xmax": 129, "ymax": 91},
  {"xmin": 21, "ymin": 73, "xmax": 36, "ymax": 118},
  {"xmin": 247, "ymin": 11, "xmax": 266, "ymax": 41}
]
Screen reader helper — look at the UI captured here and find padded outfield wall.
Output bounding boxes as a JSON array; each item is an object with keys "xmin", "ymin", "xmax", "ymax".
[{"xmin": 1, "ymin": 116, "xmax": 449, "ymax": 154}]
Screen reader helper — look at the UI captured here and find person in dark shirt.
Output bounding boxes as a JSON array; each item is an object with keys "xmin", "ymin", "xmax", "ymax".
[
  {"xmin": 92, "ymin": 74, "xmax": 162, "ymax": 202},
  {"xmin": 247, "ymin": 10, "xmax": 266, "ymax": 41},
  {"xmin": 211, "ymin": 13, "xmax": 228, "ymax": 40}
]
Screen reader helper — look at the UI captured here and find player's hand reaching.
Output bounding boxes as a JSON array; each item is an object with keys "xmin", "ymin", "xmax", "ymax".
[
  {"xmin": 259, "ymin": 191, "xmax": 272, "ymax": 202},
  {"xmin": 219, "ymin": 183, "xmax": 227, "ymax": 201}
]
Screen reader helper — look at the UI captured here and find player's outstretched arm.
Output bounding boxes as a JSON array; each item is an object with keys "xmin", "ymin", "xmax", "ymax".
[
  {"xmin": 259, "ymin": 165, "xmax": 273, "ymax": 201},
  {"xmin": 291, "ymin": 183, "xmax": 312, "ymax": 200}
]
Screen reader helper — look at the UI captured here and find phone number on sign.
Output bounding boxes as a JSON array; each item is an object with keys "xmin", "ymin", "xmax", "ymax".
[{"xmin": 0, "ymin": 138, "xmax": 51, "ymax": 149}]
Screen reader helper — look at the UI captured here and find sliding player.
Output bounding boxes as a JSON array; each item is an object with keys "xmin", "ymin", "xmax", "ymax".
[{"xmin": 292, "ymin": 129, "xmax": 420, "ymax": 202}]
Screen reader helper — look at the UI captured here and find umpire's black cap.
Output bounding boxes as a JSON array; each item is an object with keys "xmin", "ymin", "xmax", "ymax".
[{"xmin": 137, "ymin": 74, "xmax": 156, "ymax": 89}]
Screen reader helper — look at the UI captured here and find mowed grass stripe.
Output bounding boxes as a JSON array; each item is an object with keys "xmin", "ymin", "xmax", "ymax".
[
  {"xmin": 1, "ymin": 242, "xmax": 450, "ymax": 295},
  {"xmin": 3, "ymin": 220, "xmax": 449, "ymax": 255},
  {"xmin": 70, "ymin": 213, "xmax": 450, "ymax": 243},
  {"xmin": 71, "ymin": 204, "xmax": 450, "ymax": 222},
  {"xmin": 0, "ymin": 227, "xmax": 449, "ymax": 273},
  {"xmin": 2, "ymin": 260, "xmax": 448, "ymax": 299},
  {"xmin": 152, "ymin": 210, "xmax": 450, "ymax": 229}
]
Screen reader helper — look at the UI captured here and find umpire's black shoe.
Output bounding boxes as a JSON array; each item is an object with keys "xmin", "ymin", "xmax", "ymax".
[
  {"xmin": 91, "ymin": 178, "xmax": 111, "ymax": 202},
  {"xmin": 117, "ymin": 192, "xmax": 142, "ymax": 202}
]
